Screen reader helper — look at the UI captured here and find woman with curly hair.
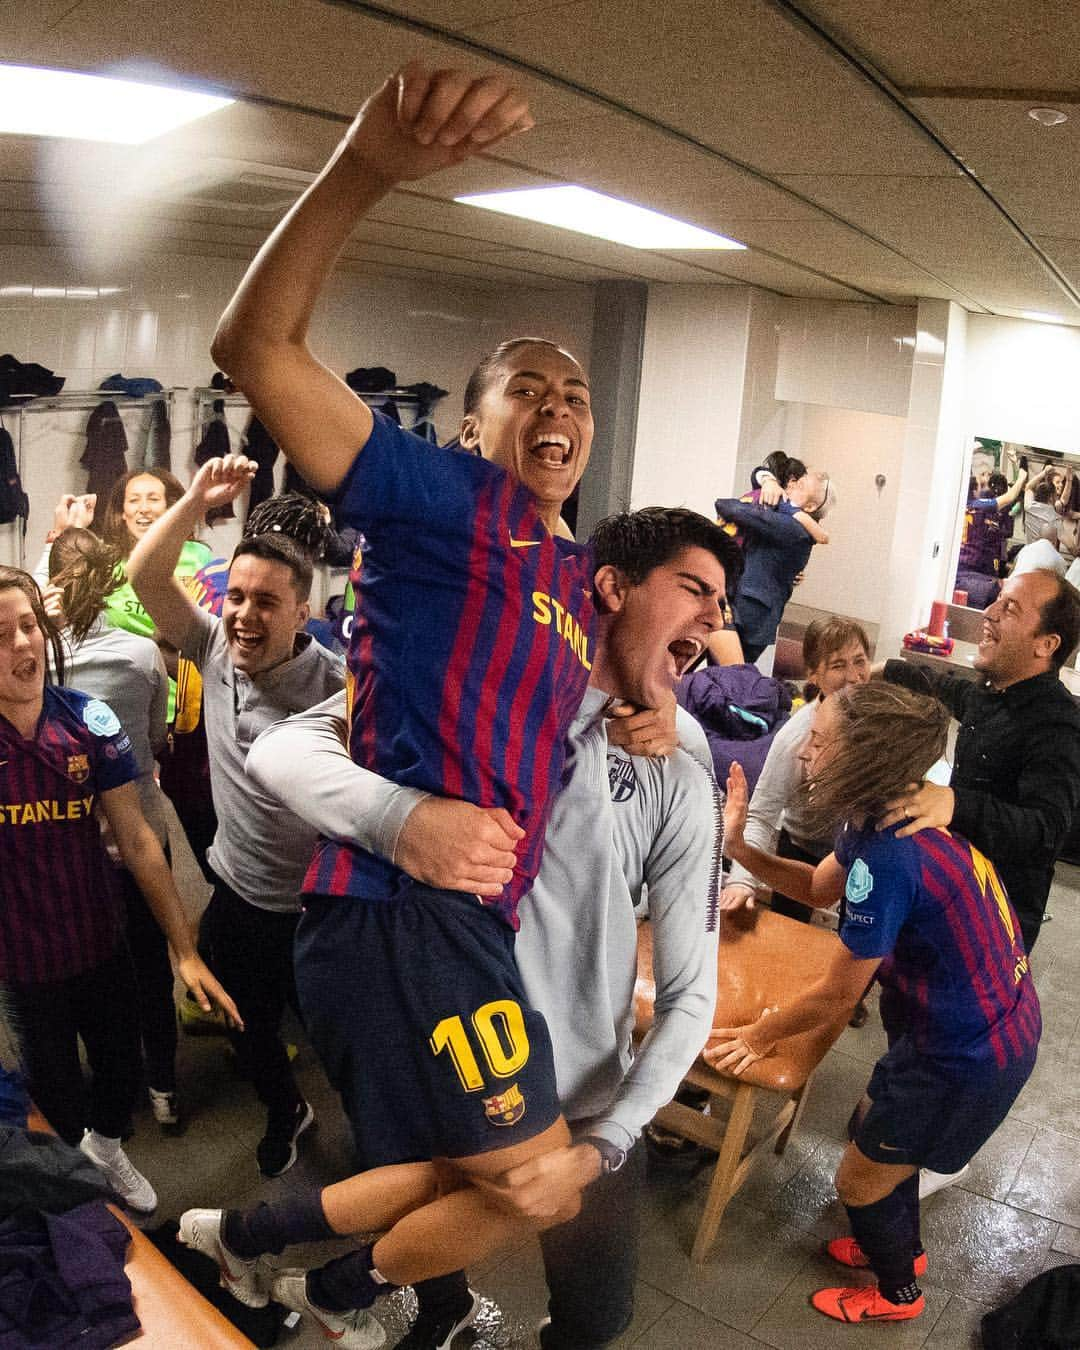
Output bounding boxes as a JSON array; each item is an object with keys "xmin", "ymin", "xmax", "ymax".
[{"xmin": 710, "ymin": 682, "xmax": 1040, "ymax": 1325}]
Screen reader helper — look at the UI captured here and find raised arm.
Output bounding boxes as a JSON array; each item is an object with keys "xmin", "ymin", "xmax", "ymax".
[
  {"xmin": 126, "ymin": 456, "xmax": 254, "ymax": 648},
  {"xmin": 212, "ymin": 63, "xmax": 533, "ymax": 494},
  {"xmin": 722, "ymin": 762, "xmax": 845, "ymax": 909},
  {"xmin": 992, "ymin": 467, "xmax": 1028, "ymax": 511}
]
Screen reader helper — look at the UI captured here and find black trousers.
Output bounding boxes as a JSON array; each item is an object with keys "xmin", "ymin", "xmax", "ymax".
[
  {"xmin": 5, "ymin": 943, "xmax": 143, "ymax": 1145},
  {"xmin": 119, "ymin": 864, "xmax": 178, "ymax": 1092},
  {"xmin": 201, "ymin": 876, "xmax": 303, "ymax": 1127},
  {"xmin": 415, "ymin": 1144, "xmax": 644, "ymax": 1349}
]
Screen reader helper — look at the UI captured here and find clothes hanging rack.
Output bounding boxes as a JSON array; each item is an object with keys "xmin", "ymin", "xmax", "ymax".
[{"xmin": 2, "ymin": 390, "xmax": 178, "ymax": 568}]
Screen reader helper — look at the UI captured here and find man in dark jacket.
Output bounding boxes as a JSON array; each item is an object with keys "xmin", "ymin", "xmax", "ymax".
[{"xmin": 880, "ymin": 568, "xmax": 1080, "ymax": 953}]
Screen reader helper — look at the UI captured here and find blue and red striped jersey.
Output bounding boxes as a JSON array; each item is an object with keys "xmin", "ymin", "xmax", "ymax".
[
  {"xmin": 303, "ymin": 413, "xmax": 596, "ymax": 928},
  {"xmin": 0, "ymin": 686, "xmax": 138, "ymax": 983},
  {"xmin": 835, "ymin": 824, "xmax": 1040, "ymax": 1075}
]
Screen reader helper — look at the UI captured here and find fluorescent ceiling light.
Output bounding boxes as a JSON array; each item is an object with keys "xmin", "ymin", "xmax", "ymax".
[
  {"xmin": 1020, "ymin": 310, "xmax": 1065, "ymax": 324},
  {"xmin": 0, "ymin": 63, "xmax": 233, "ymax": 144},
  {"xmin": 455, "ymin": 185, "xmax": 745, "ymax": 250}
]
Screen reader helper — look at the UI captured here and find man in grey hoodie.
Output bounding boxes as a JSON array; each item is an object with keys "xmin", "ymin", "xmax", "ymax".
[{"xmin": 217, "ymin": 506, "xmax": 735, "ymax": 1350}]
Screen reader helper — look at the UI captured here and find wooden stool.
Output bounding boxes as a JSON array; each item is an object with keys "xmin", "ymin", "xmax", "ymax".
[{"xmin": 635, "ymin": 908, "xmax": 852, "ymax": 1262}]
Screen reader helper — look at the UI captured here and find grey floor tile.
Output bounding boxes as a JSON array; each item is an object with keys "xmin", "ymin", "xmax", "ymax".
[
  {"xmin": 628, "ymin": 1299, "xmax": 760, "ymax": 1348},
  {"xmin": 831, "ymin": 993, "xmax": 890, "ymax": 1068},
  {"xmin": 795, "ymin": 1051, "xmax": 870, "ymax": 1141},
  {"xmin": 922, "ymin": 1187, "xmax": 1057, "ymax": 1306},
  {"xmin": 765, "ymin": 1135, "xmax": 849, "ymax": 1241},
  {"xmin": 959, "ymin": 1115, "xmax": 1037, "ymax": 1203},
  {"xmin": 748, "ymin": 1252, "xmax": 950, "ymax": 1349},
  {"xmin": 1052, "ymin": 1222, "xmax": 1080, "ymax": 1258},
  {"xmin": 732, "ymin": 1125, "xmax": 831, "ymax": 1217},
  {"xmin": 1005, "ymin": 1126, "xmax": 1080, "ymax": 1227},
  {"xmin": 921, "ymin": 1294, "xmax": 989, "ymax": 1349},
  {"xmin": 636, "ymin": 1197, "xmax": 817, "ymax": 1332}
]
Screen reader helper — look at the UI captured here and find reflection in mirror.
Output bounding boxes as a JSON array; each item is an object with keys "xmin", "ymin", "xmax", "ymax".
[{"xmin": 954, "ymin": 438, "xmax": 1080, "ymax": 611}]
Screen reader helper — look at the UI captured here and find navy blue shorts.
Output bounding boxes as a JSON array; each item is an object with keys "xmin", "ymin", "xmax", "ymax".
[
  {"xmin": 295, "ymin": 883, "xmax": 561, "ymax": 1168},
  {"xmin": 856, "ymin": 1036, "xmax": 1035, "ymax": 1175}
]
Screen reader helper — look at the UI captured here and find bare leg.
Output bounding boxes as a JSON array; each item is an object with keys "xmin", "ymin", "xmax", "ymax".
[{"xmin": 370, "ymin": 1117, "xmax": 578, "ymax": 1285}]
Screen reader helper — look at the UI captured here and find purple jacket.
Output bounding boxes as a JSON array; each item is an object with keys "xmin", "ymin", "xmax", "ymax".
[{"xmin": 677, "ymin": 664, "xmax": 792, "ymax": 792}]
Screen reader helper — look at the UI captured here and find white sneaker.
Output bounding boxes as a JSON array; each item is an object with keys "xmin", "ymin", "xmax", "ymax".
[
  {"xmin": 919, "ymin": 1163, "xmax": 971, "ymax": 1200},
  {"xmin": 270, "ymin": 1271, "xmax": 386, "ymax": 1349},
  {"xmin": 148, "ymin": 1087, "xmax": 181, "ymax": 1132},
  {"xmin": 178, "ymin": 1208, "xmax": 269, "ymax": 1308},
  {"xmin": 79, "ymin": 1130, "xmax": 157, "ymax": 1213}
]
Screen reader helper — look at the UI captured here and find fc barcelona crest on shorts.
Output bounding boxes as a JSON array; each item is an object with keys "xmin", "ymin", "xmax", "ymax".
[
  {"xmin": 67, "ymin": 753, "xmax": 90, "ymax": 784},
  {"xmin": 483, "ymin": 1083, "xmax": 525, "ymax": 1126}
]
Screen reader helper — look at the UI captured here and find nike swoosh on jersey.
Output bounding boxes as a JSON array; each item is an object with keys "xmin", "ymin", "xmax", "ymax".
[{"xmin": 508, "ymin": 534, "xmax": 542, "ymax": 548}]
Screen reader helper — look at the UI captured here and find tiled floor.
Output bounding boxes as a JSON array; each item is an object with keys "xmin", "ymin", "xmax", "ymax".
[{"xmin": 124, "ymin": 820, "xmax": 1080, "ymax": 1348}]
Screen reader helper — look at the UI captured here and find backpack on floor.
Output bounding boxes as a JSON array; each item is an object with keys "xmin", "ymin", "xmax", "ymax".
[{"xmin": 981, "ymin": 1265, "xmax": 1080, "ymax": 1349}]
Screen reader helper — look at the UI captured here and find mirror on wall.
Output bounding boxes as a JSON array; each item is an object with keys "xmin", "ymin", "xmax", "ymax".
[{"xmin": 953, "ymin": 438, "xmax": 1080, "ymax": 609}]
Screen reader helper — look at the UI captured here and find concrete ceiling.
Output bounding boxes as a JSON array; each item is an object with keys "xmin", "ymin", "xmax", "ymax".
[{"xmin": 3, "ymin": 0, "xmax": 1080, "ymax": 320}]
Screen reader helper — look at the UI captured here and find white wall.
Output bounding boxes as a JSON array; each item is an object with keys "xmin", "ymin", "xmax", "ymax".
[
  {"xmin": 877, "ymin": 300, "xmax": 970, "ymax": 656},
  {"xmin": 0, "ymin": 245, "xmax": 594, "ymax": 569},
  {"xmin": 775, "ymin": 300, "xmax": 916, "ymax": 417},
  {"xmin": 964, "ymin": 315, "xmax": 1080, "ymax": 454},
  {"xmin": 781, "ymin": 404, "xmax": 906, "ymax": 623},
  {"xmin": 630, "ymin": 285, "xmax": 752, "ymax": 517}
]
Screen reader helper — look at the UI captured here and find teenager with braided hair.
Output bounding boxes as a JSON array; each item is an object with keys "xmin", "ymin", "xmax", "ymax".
[{"xmin": 710, "ymin": 681, "xmax": 1040, "ymax": 1324}]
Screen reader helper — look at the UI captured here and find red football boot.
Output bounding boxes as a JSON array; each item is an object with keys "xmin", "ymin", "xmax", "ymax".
[
  {"xmin": 811, "ymin": 1285, "xmax": 925, "ymax": 1323},
  {"xmin": 825, "ymin": 1236, "xmax": 928, "ymax": 1277}
]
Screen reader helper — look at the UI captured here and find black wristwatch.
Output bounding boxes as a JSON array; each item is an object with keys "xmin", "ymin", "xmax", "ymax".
[{"xmin": 583, "ymin": 1135, "xmax": 628, "ymax": 1175}]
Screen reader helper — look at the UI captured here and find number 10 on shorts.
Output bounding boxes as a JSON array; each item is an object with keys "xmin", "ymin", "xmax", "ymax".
[{"xmin": 430, "ymin": 998, "xmax": 530, "ymax": 1091}]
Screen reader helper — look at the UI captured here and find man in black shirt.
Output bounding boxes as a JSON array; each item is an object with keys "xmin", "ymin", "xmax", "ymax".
[{"xmin": 880, "ymin": 568, "xmax": 1080, "ymax": 952}]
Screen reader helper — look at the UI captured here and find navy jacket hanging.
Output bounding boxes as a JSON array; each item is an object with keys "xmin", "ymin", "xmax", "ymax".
[
  {"xmin": 80, "ymin": 401, "xmax": 128, "ymax": 500},
  {"xmin": 243, "ymin": 415, "xmax": 280, "ymax": 519},
  {"xmin": 194, "ymin": 399, "xmax": 234, "ymax": 522},
  {"xmin": 0, "ymin": 429, "xmax": 29, "ymax": 533}
]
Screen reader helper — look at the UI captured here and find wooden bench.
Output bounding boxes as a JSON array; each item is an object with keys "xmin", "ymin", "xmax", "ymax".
[{"xmin": 27, "ymin": 1108, "xmax": 256, "ymax": 1348}]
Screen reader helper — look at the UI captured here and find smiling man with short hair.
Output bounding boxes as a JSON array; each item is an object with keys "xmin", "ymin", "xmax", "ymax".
[
  {"xmin": 127, "ymin": 456, "xmax": 345, "ymax": 1177},
  {"xmin": 881, "ymin": 567, "xmax": 1080, "ymax": 952}
]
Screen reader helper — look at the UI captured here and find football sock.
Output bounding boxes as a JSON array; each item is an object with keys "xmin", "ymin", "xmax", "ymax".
[
  {"xmin": 844, "ymin": 1187, "xmax": 921, "ymax": 1304},
  {"xmin": 307, "ymin": 1244, "xmax": 397, "ymax": 1313},
  {"xmin": 895, "ymin": 1170, "xmax": 925, "ymax": 1258},
  {"xmin": 222, "ymin": 1192, "xmax": 335, "ymax": 1259}
]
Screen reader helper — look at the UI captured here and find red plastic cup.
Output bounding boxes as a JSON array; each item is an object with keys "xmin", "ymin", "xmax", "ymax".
[
  {"xmin": 952, "ymin": 589, "xmax": 968, "ymax": 606},
  {"xmin": 928, "ymin": 600, "xmax": 948, "ymax": 637}
]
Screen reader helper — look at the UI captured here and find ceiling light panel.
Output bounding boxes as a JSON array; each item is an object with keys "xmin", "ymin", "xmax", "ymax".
[
  {"xmin": 0, "ymin": 63, "xmax": 233, "ymax": 145},
  {"xmin": 455, "ymin": 186, "xmax": 746, "ymax": 251}
]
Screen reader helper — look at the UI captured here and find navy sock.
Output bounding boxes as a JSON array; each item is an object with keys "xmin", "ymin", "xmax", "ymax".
[
  {"xmin": 307, "ymin": 1244, "xmax": 397, "ymax": 1314},
  {"xmin": 895, "ymin": 1172, "xmax": 924, "ymax": 1257},
  {"xmin": 414, "ymin": 1271, "xmax": 471, "ymax": 1320},
  {"xmin": 844, "ymin": 1189, "xmax": 920, "ymax": 1304},
  {"xmin": 222, "ymin": 1191, "xmax": 336, "ymax": 1260}
]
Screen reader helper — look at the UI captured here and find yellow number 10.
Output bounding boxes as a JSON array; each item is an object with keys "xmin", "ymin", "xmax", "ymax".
[{"xmin": 430, "ymin": 999, "xmax": 530, "ymax": 1092}]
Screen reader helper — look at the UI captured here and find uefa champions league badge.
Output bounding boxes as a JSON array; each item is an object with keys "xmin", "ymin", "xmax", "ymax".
[
  {"xmin": 846, "ymin": 858, "xmax": 874, "ymax": 905},
  {"xmin": 83, "ymin": 699, "xmax": 121, "ymax": 738}
]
